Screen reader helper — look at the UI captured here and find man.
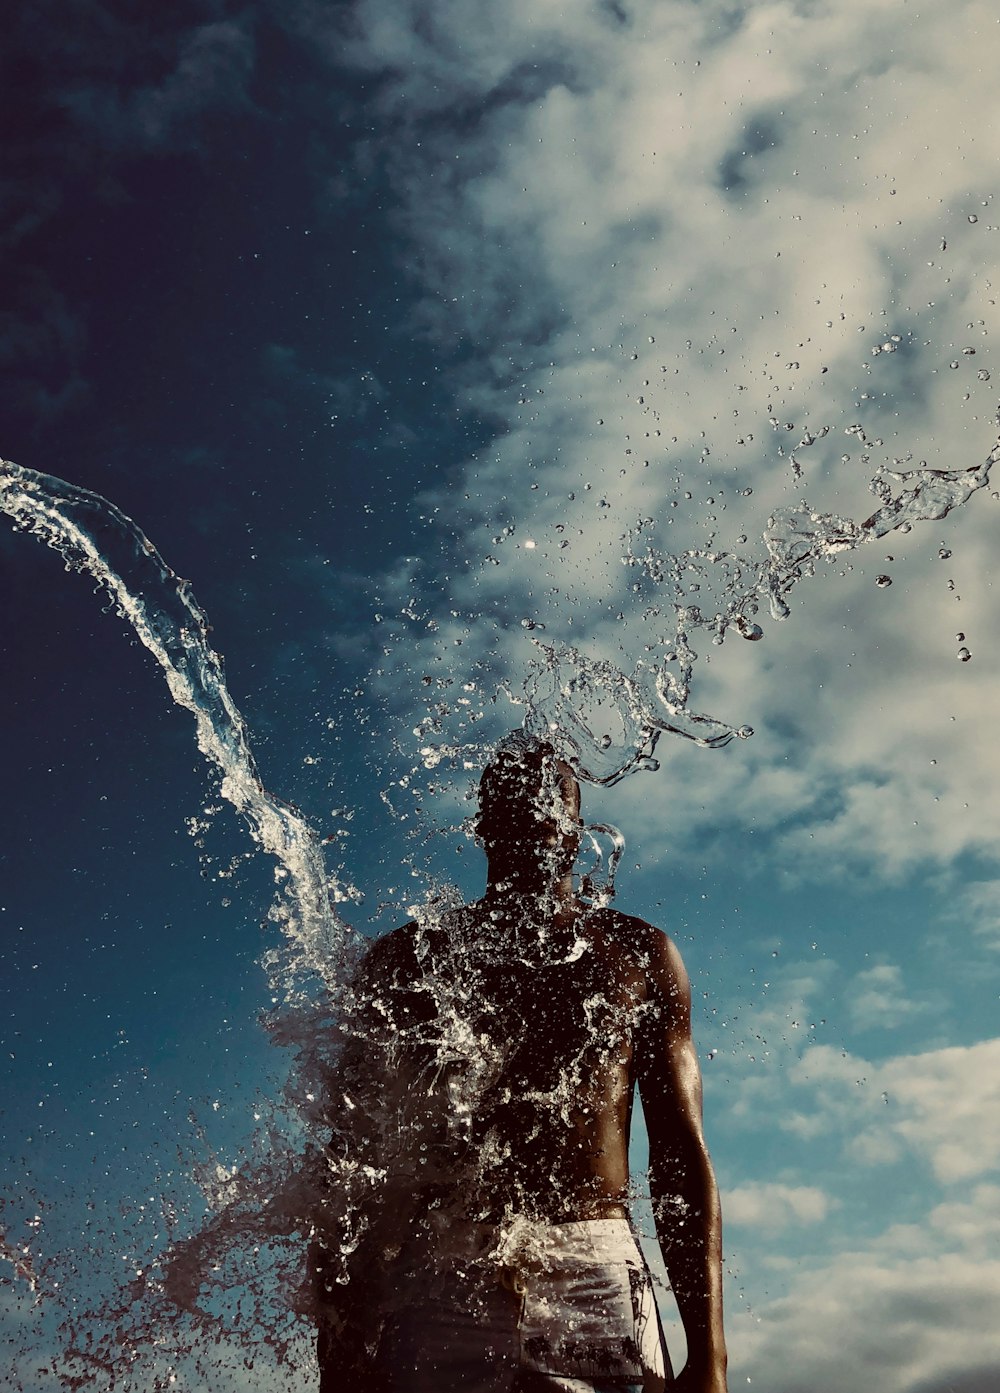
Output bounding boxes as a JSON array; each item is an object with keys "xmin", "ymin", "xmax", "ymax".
[{"xmin": 313, "ymin": 734, "xmax": 727, "ymax": 1392}]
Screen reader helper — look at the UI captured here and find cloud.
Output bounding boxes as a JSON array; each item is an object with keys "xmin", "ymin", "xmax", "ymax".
[
  {"xmin": 714, "ymin": 1169, "xmax": 1000, "ymax": 1393},
  {"xmin": 725, "ymin": 1180, "xmax": 831, "ymax": 1229},
  {"xmin": 882, "ymin": 1039, "xmax": 1000, "ymax": 1183},
  {"xmin": 0, "ymin": 9, "xmax": 261, "ymax": 436},
  {"xmin": 313, "ymin": 0, "xmax": 1000, "ymax": 895},
  {"xmin": 0, "ymin": 266, "xmax": 90, "ymax": 429},
  {"xmin": 59, "ymin": 19, "xmax": 257, "ymax": 153},
  {"xmin": 263, "ymin": 344, "xmax": 388, "ymax": 423},
  {"xmin": 952, "ymin": 880, "xmax": 1000, "ymax": 951},
  {"xmin": 730, "ymin": 1248, "xmax": 1000, "ymax": 1393},
  {"xmin": 721, "ymin": 1182, "xmax": 1000, "ymax": 1392},
  {"xmin": 848, "ymin": 963, "xmax": 932, "ymax": 1032},
  {"xmin": 785, "ymin": 1036, "xmax": 1000, "ymax": 1184}
]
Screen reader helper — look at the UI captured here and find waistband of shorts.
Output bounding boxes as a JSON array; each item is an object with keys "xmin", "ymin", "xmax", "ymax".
[{"xmin": 419, "ymin": 1212, "xmax": 642, "ymax": 1267}]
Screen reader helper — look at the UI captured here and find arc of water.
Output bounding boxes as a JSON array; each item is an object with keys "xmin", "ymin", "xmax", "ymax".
[{"xmin": 0, "ymin": 459, "xmax": 347, "ymax": 996}]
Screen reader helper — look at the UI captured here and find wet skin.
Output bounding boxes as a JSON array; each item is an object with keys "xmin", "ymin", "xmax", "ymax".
[
  {"xmin": 317, "ymin": 747, "xmax": 728, "ymax": 1392},
  {"xmin": 353, "ymin": 900, "xmax": 668, "ymax": 1224}
]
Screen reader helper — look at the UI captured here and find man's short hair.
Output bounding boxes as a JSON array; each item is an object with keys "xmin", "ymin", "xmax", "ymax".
[{"xmin": 478, "ymin": 733, "xmax": 580, "ymax": 821}]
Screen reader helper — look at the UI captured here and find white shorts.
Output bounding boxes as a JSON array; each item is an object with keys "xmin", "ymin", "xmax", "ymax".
[{"xmin": 376, "ymin": 1215, "xmax": 672, "ymax": 1392}]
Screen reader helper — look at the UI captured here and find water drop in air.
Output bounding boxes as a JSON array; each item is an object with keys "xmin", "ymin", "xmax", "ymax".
[{"xmin": 875, "ymin": 575, "xmax": 892, "ymax": 588}]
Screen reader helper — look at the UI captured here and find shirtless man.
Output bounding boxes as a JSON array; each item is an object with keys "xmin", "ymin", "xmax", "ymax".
[{"xmin": 313, "ymin": 735, "xmax": 727, "ymax": 1392}]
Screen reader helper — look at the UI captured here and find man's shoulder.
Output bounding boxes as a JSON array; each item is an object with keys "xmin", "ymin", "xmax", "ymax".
[
  {"xmin": 360, "ymin": 920, "xmax": 419, "ymax": 963},
  {"xmin": 592, "ymin": 906, "xmax": 676, "ymax": 954},
  {"xmin": 592, "ymin": 908, "xmax": 689, "ymax": 989}
]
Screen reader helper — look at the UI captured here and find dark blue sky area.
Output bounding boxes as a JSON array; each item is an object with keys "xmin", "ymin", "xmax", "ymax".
[
  {"xmin": 0, "ymin": 5, "xmax": 503, "ymax": 1292},
  {"xmin": 2, "ymin": 2, "xmax": 492, "ymax": 671},
  {"xmin": 1, "ymin": 1, "xmax": 498, "ymax": 918}
]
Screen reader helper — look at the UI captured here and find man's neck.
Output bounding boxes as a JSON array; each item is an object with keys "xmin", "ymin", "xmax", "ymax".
[{"xmin": 483, "ymin": 861, "xmax": 577, "ymax": 912}]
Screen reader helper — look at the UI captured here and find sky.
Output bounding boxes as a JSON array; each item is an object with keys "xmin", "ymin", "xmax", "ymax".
[{"xmin": 2, "ymin": 0, "xmax": 1000, "ymax": 1388}]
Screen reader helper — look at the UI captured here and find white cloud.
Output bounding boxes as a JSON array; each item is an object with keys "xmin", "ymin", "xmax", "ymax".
[
  {"xmin": 785, "ymin": 1036, "xmax": 1000, "ymax": 1183},
  {"xmin": 848, "ymin": 963, "xmax": 931, "ymax": 1031},
  {"xmin": 725, "ymin": 1180, "xmax": 831, "ymax": 1228},
  {"xmin": 953, "ymin": 880, "xmax": 1000, "ymax": 951},
  {"xmin": 323, "ymin": 0, "xmax": 1000, "ymax": 895},
  {"xmin": 883, "ymin": 1038, "xmax": 1000, "ymax": 1183},
  {"xmin": 292, "ymin": 10, "xmax": 1000, "ymax": 1374},
  {"xmin": 720, "ymin": 1184, "xmax": 1000, "ymax": 1392},
  {"xmin": 729, "ymin": 1248, "xmax": 1000, "ymax": 1393}
]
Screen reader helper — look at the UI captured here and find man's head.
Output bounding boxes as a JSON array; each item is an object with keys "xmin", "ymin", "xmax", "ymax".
[{"xmin": 475, "ymin": 735, "xmax": 582, "ymax": 880}]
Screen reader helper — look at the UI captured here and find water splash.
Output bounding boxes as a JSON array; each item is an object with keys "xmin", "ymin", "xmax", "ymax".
[
  {"xmin": 0, "ymin": 459, "xmax": 374, "ymax": 1386},
  {"xmin": 0, "ymin": 459, "xmax": 351, "ymax": 1005},
  {"xmin": 524, "ymin": 436, "xmax": 1000, "ymax": 785},
  {"xmin": 2, "ymin": 423, "xmax": 998, "ymax": 1383}
]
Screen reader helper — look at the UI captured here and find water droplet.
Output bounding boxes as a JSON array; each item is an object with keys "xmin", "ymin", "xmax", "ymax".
[
  {"xmin": 978, "ymin": 369, "xmax": 991, "ymax": 382},
  {"xmin": 949, "ymin": 361, "xmax": 960, "ymax": 370},
  {"xmin": 938, "ymin": 546, "xmax": 952, "ymax": 560},
  {"xmin": 956, "ymin": 632, "xmax": 965, "ymax": 642},
  {"xmin": 968, "ymin": 214, "xmax": 979, "ymax": 224},
  {"xmin": 875, "ymin": 574, "xmax": 892, "ymax": 588},
  {"xmin": 957, "ymin": 646, "xmax": 972, "ymax": 662}
]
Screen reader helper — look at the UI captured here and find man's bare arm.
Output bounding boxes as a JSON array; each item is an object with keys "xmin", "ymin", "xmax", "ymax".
[
  {"xmin": 312, "ymin": 930, "xmax": 415, "ymax": 1386},
  {"xmin": 637, "ymin": 930, "xmax": 727, "ymax": 1393}
]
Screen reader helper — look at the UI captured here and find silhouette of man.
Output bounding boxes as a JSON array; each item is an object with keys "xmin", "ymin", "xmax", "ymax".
[{"xmin": 313, "ymin": 734, "xmax": 727, "ymax": 1392}]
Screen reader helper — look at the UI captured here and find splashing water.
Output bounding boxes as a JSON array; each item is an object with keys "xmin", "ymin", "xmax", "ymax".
[
  {"xmin": 523, "ymin": 433, "xmax": 1000, "ymax": 784},
  {"xmin": 0, "ymin": 460, "xmax": 363, "ymax": 1387},
  {"xmin": 2, "ymin": 419, "xmax": 998, "ymax": 1384},
  {"xmin": 0, "ymin": 460, "xmax": 351, "ymax": 1004}
]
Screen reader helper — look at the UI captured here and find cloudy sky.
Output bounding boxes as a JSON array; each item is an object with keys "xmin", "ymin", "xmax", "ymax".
[{"xmin": 2, "ymin": 1, "xmax": 1000, "ymax": 1388}]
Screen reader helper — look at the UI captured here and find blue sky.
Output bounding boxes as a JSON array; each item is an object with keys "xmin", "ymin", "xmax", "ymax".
[{"xmin": 2, "ymin": 2, "xmax": 1000, "ymax": 1389}]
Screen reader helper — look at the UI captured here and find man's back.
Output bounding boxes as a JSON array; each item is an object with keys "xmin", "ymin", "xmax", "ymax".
[
  {"xmin": 345, "ymin": 900, "xmax": 679, "ymax": 1225},
  {"xmin": 314, "ymin": 735, "xmax": 726, "ymax": 1391}
]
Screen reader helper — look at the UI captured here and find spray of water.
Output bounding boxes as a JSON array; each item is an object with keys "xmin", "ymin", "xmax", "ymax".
[
  {"xmin": 522, "ymin": 432, "xmax": 1000, "ymax": 784},
  {"xmin": 0, "ymin": 459, "xmax": 363, "ymax": 1386},
  {"xmin": 1, "ymin": 424, "xmax": 997, "ymax": 1384},
  {"xmin": 0, "ymin": 460, "xmax": 351, "ymax": 1003}
]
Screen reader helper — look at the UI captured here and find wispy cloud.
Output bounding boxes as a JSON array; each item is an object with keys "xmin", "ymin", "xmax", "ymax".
[
  {"xmin": 725, "ymin": 1180, "xmax": 832, "ymax": 1230},
  {"xmin": 951, "ymin": 880, "xmax": 1000, "ymax": 952},
  {"xmin": 316, "ymin": 0, "xmax": 1000, "ymax": 889},
  {"xmin": 724, "ymin": 1147, "xmax": 1000, "ymax": 1389},
  {"xmin": 731, "ymin": 1245, "xmax": 1000, "ymax": 1393},
  {"xmin": 1, "ymin": 8, "xmax": 260, "ymax": 437},
  {"xmin": 59, "ymin": 19, "xmax": 257, "ymax": 154},
  {"xmin": 848, "ymin": 963, "xmax": 933, "ymax": 1032},
  {"xmin": 785, "ymin": 1036, "xmax": 1000, "ymax": 1183}
]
